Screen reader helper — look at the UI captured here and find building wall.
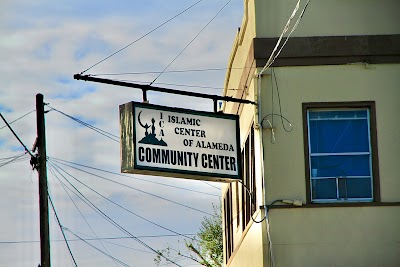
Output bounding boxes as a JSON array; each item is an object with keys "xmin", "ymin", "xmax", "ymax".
[
  {"xmin": 222, "ymin": 0, "xmax": 400, "ymax": 266},
  {"xmin": 269, "ymin": 206, "xmax": 400, "ymax": 267},
  {"xmin": 255, "ymin": 0, "xmax": 400, "ymax": 38},
  {"xmin": 225, "ymin": 211, "xmax": 267, "ymax": 267},
  {"xmin": 262, "ymin": 64, "xmax": 400, "ymax": 203},
  {"xmin": 260, "ymin": 64, "xmax": 400, "ymax": 266}
]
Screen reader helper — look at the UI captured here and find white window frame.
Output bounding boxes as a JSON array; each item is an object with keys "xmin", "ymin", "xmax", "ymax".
[{"xmin": 306, "ymin": 108, "xmax": 374, "ymax": 203}]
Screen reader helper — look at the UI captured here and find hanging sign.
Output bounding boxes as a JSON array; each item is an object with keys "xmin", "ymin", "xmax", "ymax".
[{"xmin": 120, "ymin": 101, "xmax": 241, "ymax": 182}]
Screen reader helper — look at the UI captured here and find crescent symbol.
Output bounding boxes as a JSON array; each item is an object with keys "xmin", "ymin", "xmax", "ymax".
[{"xmin": 137, "ymin": 111, "xmax": 148, "ymax": 129}]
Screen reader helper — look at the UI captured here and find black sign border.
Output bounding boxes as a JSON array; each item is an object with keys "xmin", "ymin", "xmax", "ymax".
[{"xmin": 131, "ymin": 101, "xmax": 242, "ymax": 181}]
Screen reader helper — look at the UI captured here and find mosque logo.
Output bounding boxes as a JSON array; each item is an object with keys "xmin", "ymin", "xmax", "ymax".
[{"xmin": 137, "ymin": 111, "xmax": 167, "ymax": 146}]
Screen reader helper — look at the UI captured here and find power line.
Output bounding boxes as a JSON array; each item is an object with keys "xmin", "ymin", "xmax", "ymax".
[
  {"xmin": 80, "ymin": 0, "xmax": 205, "ymax": 74},
  {"xmin": 49, "ymin": 230, "xmax": 168, "ymax": 255},
  {"xmin": 202, "ymin": 181, "xmax": 221, "ymax": 191},
  {"xmin": 104, "ymin": 79, "xmax": 222, "ymax": 90},
  {"xmin": 0, "ymin": 110, "xmax": 35, "ymax": 130},
  {"xmin": 48, "ymin": 166, "xmax": 158, "ymax": 264},
  {"xmin": 47, "ymin": 162, "xmax": 183, "ymax": 267},
  {"xmin": 0, "ymin": 113, "xmax": 35, "ymax": 157},
  {"xmin": 270, "ymin": 0, "xmax": 310, "ymax": 68},
  {"xmin": 47, "ymin": 106, "xmax": 119, "ymax": 143},
  {"xmin": 89, "ymin": 67, "xmax": 252, "ymax": 76},
  {"xmin": 150, "ymin": 0, "xmax": 233, "ymax": 84},
  {"xmin": 0, "ymin": 153, "xmax": 29, "ymax": 168},
  {"xmin": 49, "ymin": 159, "xmax": 212, "ymax": 215},
  {"xmin": 48, "ymin": 194, "xmax": 78, "ymax": 267},
  {"xmin": 63, "ymin": 229, "xmax": 132, "ymax": 267},
  {"xmin": 0, "ymin": 153, "xmax": 27, "ymax": 161},
  {"xmin": 50, "ymin": 157, "xmax": 219, "ymax": 198},
  {"xmin": 48, "ymin": 160, "xmax": 196, "ymax": 240},
  {"xmin": 259, "ymin": 0, "xmax": 310, "ymax": 74},
  {"xmin": 0, "ymin": 234, "xmax": 196, "ymax": 244},
  {"xmin": 95, "ymin": 79, "xmax": 241, "ymax": 91},
  {"xmin": 48, "ymin": 164, "xmax": 120, "ymax": 267},
  {"xmin": 96, "ymin": 239, "xmax": 155, "ymax": 255}
]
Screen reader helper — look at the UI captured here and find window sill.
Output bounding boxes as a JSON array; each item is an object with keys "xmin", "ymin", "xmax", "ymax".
[
  {"xmin": 268, "ymin": 201, "xmax": 400, "ymax": 209},
  {"xmin": 312, "ymin": 198, "xmax": 373, "ymax": 204}
]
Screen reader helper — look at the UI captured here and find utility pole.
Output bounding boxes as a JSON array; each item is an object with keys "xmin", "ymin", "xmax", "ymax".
[{"xmin": 36, "ymin": 93, "xmax": 51, "ymax": 267}]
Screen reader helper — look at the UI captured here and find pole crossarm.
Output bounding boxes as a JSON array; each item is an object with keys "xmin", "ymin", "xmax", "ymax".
[{"xmin": 74, "ymin": 74, "xmax": 256, "ymax": 107}]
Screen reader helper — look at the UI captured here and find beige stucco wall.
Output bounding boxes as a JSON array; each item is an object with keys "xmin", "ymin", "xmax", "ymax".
[
  {"xmin": 261, "ymin": 64, "xmax": 400, "ymax": 203},
  {"xmin": 222, "ymin": 1, "xmax": 400, "ymax": 266},
  {"xmin": 226, "ymin": 211, "xmax": 266, "ymax": 267},
  {"xmin": 255, "ymin": 63, "xmax": 400, "ymax": 266},
  {"xmin": 224, "ymin": 64, "xmax": 400, "ymax": 267},
  {"xmin": 269, "ymin": 206, "xmax": 400, "ymax": 266},
  {"xmin": 254, "ymin": 0, "xmax": 400, "ymax": 37},
  {"xmin": 223, "ymin": 0, "xmax": 256, "ymax": 101}
]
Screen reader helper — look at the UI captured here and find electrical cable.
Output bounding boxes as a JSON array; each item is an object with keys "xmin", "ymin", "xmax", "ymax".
[
  {"xmin": 261, "ymin": 114, "xmax": 293, "ymax": 132},
  {"xmin": 260, "ymin": 0, "xmax": 310, "ymax": 73},
  {"xmin": 47, "ymin": 106, "xmax": 119, "ymax": 143},
  {"xmin": 51, "ymin": 159, "xmax": 212, "ymax": 215},
  {"xmin": 260, "ymin": 69, "xmax": 293, "ymax": 144},
  {"xmin": 80, "ymin": 0, "xmax": 205, "ymax": 74},
  {"xmin": 150, "ymin": 0, "xmax": 233, "ymax": 85},
  {"xmin": 48, "ymin": 162, "xmax": 183, "ymax": 267},
  {"xmin": 99, "ymin": 78, "xmax": 243, "ymax": 93},
  {"xmin": 49, "ymin": 163, "xmax": 182, "ymax": 266},
  {"xmin": 271, "ymin": 0, "xmax": 310, "ymax": 67},
  {"xmin": 48, "ymin": 160, "xmax": 196, "ymax": 241},
  {"xmin": 239, "ymin": 182, "xmax": 299, "ymax": 223},
  {"xmin": 90, "ymin": 67, "xmax": 253, "ymax": 76},
  {"xmin": 150, "ymin": 82, "xmax": 224, "ymax": 90},
  {"xmin": 0, "ymin": 153, "xmax": 28, "ymax": 168},
  {"xmin": 238, "ymin": 180, "xmax": 266, "ymax": 224},
  {"xmin": 0, "ymin": 234, "xmax": 196, "ymax": 244},
  {"xmin": 0, "ymin": 113, "xmax": 35, "ymax": 157},
  {"xmin": 0, "ymin": 110, "xmax": 35, "ymax": 130},
  {"xmin": 90, "ymin": 79, "xmax": 238, "ymax": 91},
  {"xmin": 201, "ymin": 181, "xmax": 221, "ymax": 191},
  {"xmin": 65, "ymin": 231, "xmax": 153, "ymax": 255},
  {"xmin": 265, "ymin": 209, "xmax": 275, "ymax": 267},
  {"xmin": 63, "ymin": 229, "xmax": 132, "ymax": 267},
  {"xmin": 259, "ymin": 0, "xmax": 301, "ymax": 74},
  {"xmin": 69, "ymin": 233, "xmax": 155, "ymax": 255},
  {"xmin": 260, "ymin": 0, "xmax": 301, "ymax": 74},
  {"xmin": 49, "ymin": 156, "xmax": 219, "ymax": 198},
  {"xmin": 48, "ymin": 193, "xmax": 78, "ymax": 267},
  {"xmin": 0, "ymin": 153, "xmax": 27, "ymax": 161},
  {"xmin": 254, "ymin": 3, "xmax": 311, "ymax": 265},
  {"xmin": 272, "ymin": 68, "xmax": 293, "ymax": 133},
  {"xmin": 48, "ymin": 164, "xmax": 120, "ymax": 267}
]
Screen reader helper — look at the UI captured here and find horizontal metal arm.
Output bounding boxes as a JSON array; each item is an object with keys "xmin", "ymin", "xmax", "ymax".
[{"xmin": 74, "ymin": 74, "xmax": 256, "ymax": 109}]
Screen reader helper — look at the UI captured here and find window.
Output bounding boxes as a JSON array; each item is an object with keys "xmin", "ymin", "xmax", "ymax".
[
  {"xmin": 303, "ymin": 102, "xmax": 380, "ymax": 203},
  {"xmin": 224, "ymin": 125, "xmax": 258, "ymax": 263},
  {"xmin": 224, "ymin": 184, "xmax": 233, "ymax": 262},
  {"xmin": 241, "ymin": 125, "xmax": 256, "ymax": 230}
]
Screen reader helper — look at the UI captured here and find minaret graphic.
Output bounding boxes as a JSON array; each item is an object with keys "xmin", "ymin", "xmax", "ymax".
[{"xmin": 137, "ymin": 111, "xmax": 167, "ymax": 146}]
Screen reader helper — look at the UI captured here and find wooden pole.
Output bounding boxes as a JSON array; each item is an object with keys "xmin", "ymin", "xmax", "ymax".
[{"xmin": 36, "ymin": 93, "xmax": 51, "ymax": 267}]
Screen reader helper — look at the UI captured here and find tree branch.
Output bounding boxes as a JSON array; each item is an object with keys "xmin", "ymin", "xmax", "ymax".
[{"xmin": 186, "ymin": 243, "xmax": 213, "ymax": 267}]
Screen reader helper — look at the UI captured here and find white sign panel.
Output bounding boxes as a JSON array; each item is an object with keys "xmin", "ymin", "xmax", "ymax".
[{"xmin": 129, "ymin": 102, "xmax": 241, "ymax": 181}]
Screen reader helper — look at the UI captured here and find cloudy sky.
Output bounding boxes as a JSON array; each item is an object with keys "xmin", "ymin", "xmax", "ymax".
[{"xmin": 0, "ymin": 0, "xmax": 243, "ymax": 266}]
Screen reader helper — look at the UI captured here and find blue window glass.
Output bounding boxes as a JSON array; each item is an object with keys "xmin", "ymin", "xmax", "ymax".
[
  {"xmin": 308, "ymin": 109, "xmax": 373, "ymax": 202},
  {"xmin": 348, "ymin": 178, "xmax": 372, "ymax": 198},
  {"xmin": 310, "ymin": 155, "xmax": 371, "ymax": 177},
  {"xmin": 312, "ymin": 179, "xmax": 337, "ymax": 200},
  {"xmin": 309, "ymin": 110, "xmax": 369, "ymax": 154}
]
